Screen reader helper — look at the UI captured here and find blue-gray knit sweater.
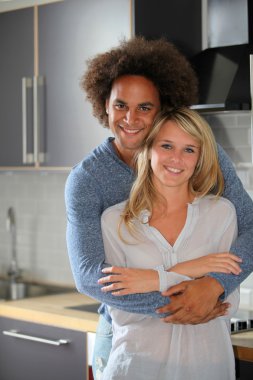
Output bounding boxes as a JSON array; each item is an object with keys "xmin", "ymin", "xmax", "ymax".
[{"xmin": 65, "ymin": 137, "xmax": 253, "ymax": 320}]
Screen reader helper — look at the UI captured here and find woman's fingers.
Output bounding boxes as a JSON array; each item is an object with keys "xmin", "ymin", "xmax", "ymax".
[
  {"xmin": 98, "ymin": 274, "xmax": 123, "ymax": 285},
  {"xmin": 207, "ymin": 253, "xmax": 242, "ymax": 274}
]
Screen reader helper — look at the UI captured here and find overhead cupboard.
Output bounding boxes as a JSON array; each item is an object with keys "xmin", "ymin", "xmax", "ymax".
[{"xmin": 0, "ymin": 0, "xmax": 130, "ymax": 169}]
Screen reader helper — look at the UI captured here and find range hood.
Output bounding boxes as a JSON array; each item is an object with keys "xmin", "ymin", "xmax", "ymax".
[
  {"xmin": 190, "ymin": 0, "xmax": 253, "ymax": 111},
  {"xmin": 191, "ymin": 43, "xmax": 253, "ymax": 111}
]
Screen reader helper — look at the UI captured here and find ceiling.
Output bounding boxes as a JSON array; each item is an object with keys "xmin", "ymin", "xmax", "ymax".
[{"xmin": 0, "ymin": 0, "xmax": 63, "ymax": 13}]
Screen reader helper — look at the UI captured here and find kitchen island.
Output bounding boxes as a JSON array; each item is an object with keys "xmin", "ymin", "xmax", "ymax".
[
  {"xmin": 0, "ymin": 291, "xmax": 99, "ymax": 333},
  {"xmin": 1, "ymin": 291, "xmax": 253, "ymax": 380}
]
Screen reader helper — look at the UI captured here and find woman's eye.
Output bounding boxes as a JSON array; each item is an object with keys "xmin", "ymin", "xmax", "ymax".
[
  {"xmin": 161, "ymin": 144, "xmax": 172, "ymax": 150},
  {"xmin": 185, "ymin": 147, "xmax": 195, "ymax": 153}
]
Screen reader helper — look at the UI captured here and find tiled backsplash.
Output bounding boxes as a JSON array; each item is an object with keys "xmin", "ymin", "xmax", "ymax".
[
  {"xmin": 0, "ymin": 171, "xmax": 74, "ymax": 286},
  {"xmin": 203, "ymin": 110, "xmax": 253, "ymax": 190},
  {"xmin": 204, "ymin": 110, "xmax": 253, "ymax": 294},
  {"xmin": 203, "ymin": 110, "xmax": 253, "ymax": 166},
  {"xmin": 0, "ymin": 110, "xmax": 253, "ymax": 289}
]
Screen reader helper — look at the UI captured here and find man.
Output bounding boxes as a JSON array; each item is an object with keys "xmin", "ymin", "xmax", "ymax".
[{"xmin": 65, "ymin": 37, "xmax": 253, "ymax": 379}]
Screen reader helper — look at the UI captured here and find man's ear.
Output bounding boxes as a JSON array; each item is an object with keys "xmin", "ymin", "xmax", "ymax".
[{"xmin": 105, "ymin": 99, "xmax": 109, "ymax": 114}]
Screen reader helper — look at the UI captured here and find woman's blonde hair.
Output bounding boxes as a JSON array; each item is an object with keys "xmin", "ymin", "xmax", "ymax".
[{"xmin": 121, "ymin": 107, "xmax": 224, "ymax": 235}]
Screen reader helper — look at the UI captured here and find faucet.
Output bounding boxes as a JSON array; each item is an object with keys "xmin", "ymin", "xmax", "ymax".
[{"xmin": 6, "ymin": 207, "xmax": 20, "ymax": 281}]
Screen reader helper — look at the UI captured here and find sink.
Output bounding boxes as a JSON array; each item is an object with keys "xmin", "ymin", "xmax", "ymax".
[
  {"xmin": 66, "ymin": 303, "xmax": 101, "ymax": 314},
  {"xmin": 0, "ymin": 279, "xmax": 73, "ymax": 301}
]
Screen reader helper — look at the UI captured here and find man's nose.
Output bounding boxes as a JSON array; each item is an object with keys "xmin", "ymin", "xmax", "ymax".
[{"xmin": 124, "ymin": 109, "xmax": 137, "ymax": 124}]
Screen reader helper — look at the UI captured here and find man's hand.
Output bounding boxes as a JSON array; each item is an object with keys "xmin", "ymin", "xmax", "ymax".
[{"xmin": 156, "ymin": 276, "xmax": 228, "ymax": 324}]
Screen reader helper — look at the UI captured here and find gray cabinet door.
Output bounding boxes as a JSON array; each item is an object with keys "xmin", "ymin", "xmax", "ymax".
[
  {"xmin": 38, "ymin": 0, "xmax": 130, "ymax": 167},
  {"xmin": 0, "ymin": 8, "xmax": 34, "ymax": 166},
  {"xmin": 0, "ymin": 317, "xmax": 87, "ymax": 380}
]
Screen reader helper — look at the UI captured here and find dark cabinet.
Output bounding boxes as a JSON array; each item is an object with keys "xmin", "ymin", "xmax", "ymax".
[
  {"xmin": 134, "ymin": 0, "xmax": 202, "ymax": 58},
  {"xmin": 0, "ymin": 316, "xmax": 87, "ymax": 380},
  {"xmin": 0, "ymin": 8, "xmax": 34, "ymax": 166},
  {"xmin": 37, "ymin": 0, "xmax": 114, "ymax": 167},
  {"xmin": 236, "ymin": 358, "xmax": 253, "ymax": 380},
  {"xmin": 0, "ymin": 0, "xmax": 130, "ymax": 168}
]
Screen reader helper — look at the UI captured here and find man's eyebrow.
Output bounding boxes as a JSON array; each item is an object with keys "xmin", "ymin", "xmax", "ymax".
[
  {"xmin": 113, "ymin": 98, "xmax": 126, "ymax": 104},
  {"xmin": 138, "ymin": 102, "xmax": 155, "ymax": 107},
  {"xmin": 113, "ymin": 99, "xmax": 155, "ymax": 106}
]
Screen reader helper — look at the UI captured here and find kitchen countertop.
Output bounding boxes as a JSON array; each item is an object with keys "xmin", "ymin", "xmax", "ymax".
[
  {"xmin": 0, "ymin": 291, "xmax": 100, "ymax": 333},
  {"xmin": 232, "ymin": 332, "xmax": 253, "ymax": 362},
  {"xmin": 1, "ymin": 291, "xmax": 253, "ymax": 362}
]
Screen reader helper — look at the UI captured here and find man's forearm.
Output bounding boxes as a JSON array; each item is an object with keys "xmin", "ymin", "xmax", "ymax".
[
  {"xmin": 216, "ymin": 145, "xmax": 253, "ymax": 298},
  {"xmin": 209, "ymin": 228, "xmax": 253, "ymax": 298},
  {"xmin": 66, "ymin": 221, "xmax": 170, "ymax": 316}
]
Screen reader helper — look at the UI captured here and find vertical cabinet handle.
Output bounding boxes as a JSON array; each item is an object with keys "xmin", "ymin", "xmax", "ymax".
[
  {"xmin": 3, "ymin": 329, "xmax": 70, "ymax": 346},
  {"xmin": 33, "ymin": 76, "xmax": 39, "ymax": 165},
  {"xmin": 250, "ymin": 55, "xmax": 253, "ymax": 164},
  {"xmin": 33, "ymin": 76, "xmax": 45, "ymax": 165},
  {"xmin": 22, "ymin": 77, "xmax": 33, "ymax": 164},
  {"xmin": 22, "ymin": 76, "xmax": 45, "ymax": 166}
]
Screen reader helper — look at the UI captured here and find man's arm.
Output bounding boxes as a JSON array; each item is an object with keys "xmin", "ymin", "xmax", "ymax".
[
  {"xmin": 210, "ymin": 145, "xmax": 253, "ymax": 298},
  {"xmin": 65, "ymin": 166, "xmax": 169, "ymax": 316}
]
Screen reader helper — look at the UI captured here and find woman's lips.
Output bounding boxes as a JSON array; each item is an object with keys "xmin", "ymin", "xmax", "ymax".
[{"xmin": 165, "ymin": 166, "xmax": 183, "ymax": 174}]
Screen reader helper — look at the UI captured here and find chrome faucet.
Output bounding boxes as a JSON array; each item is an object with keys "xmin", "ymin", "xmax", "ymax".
[{"xmin": 6, "ymin": 207, "xmax": 20, "ymax": 281}]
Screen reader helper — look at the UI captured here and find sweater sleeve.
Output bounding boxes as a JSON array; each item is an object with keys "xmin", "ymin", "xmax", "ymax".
[
  {"xmin": 65, "ymin": 167, "xmax": 169, "ymax": 317},
  {"xmin": 209, "ymin": 145, "xmax": 253, "ymax": 299}
]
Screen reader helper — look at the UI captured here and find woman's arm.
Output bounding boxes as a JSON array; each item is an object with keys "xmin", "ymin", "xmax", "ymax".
[{"xmin": 98, "ymin": 252, "xmax": 241, "ymax": 295}]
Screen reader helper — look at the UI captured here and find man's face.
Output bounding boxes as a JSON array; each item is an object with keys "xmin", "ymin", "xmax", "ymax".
[{"xmin": 106, "ymin": 75, "xmax": 161, "ymax": 164}]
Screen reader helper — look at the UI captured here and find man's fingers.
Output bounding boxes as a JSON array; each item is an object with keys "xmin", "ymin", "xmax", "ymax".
[{"xmin": 161, "ymin": 283, "xmax": 187, "ymax": 297}]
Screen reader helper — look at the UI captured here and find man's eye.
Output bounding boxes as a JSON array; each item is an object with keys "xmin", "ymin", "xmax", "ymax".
[
  {"xmin": 139, "ymin": 106, "xmax": 151, "ymax": 112},
  {"xmin": 115, "ymin": 104, "xmax": 126, "ymax": 110}
]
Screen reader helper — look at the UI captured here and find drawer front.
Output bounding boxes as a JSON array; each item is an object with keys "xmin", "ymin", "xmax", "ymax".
[{"xmin": 0, "ymin": 317, "xmax": 87, "ymax": 380}]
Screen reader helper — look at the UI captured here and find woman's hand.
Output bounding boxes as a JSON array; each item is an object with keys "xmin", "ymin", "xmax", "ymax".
[
  {"xmin": 169, "ymin": 252, "xmax": 242, "ymax": 278},
  {"xmin": 98, "ymin": 266, "xmax": 159, "ymax": 295}
]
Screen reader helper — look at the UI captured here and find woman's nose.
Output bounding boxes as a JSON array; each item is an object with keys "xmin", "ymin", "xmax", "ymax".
[{"xmin": 169, "ymin": 150, "xmax": 182, "ymax": 162}]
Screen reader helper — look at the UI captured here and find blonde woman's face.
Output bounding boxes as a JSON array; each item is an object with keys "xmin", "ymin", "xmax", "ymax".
[{"xmin": 150, "ymin": 120, "xmax": 200, "ymax": 192}]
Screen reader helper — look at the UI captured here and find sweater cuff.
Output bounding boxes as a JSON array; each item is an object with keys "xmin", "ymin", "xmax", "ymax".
[
  {"xmin": 155, "ymin": 265, "xmax": 191, "ymax": 292},
  {"xmin": 155, "ymin": 265, "xmax": 169, "ymax": 292}
]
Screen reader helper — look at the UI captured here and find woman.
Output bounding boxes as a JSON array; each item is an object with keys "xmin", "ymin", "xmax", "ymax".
[{"xmin": 99, "ymin": 108, "xmax": 239, "ymax": 380}]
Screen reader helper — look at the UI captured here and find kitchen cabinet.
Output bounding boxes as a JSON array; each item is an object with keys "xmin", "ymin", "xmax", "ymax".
[
  {"xmin": 236, "ymin": 359, "xmax": 253, "ymax": 380},
  {"xmin": 134, "ymin": 0, "xmax": 202, "ymax": 58},
  {"xmin": 0, "ymin": 8, "xmax": 34, "ymax": 166},
  {"xmin": 0, "ymin": 316, "xmax": 87, "ymax": 380},
  {"xmin": 0, "ymin": 0, "xmax": 130, "ymax": 169}
]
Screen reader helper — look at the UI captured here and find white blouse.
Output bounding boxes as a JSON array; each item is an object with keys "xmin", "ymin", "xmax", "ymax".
[{"xmin": 101, "ymin": 195, "xmax": 239, "ymax": 380}]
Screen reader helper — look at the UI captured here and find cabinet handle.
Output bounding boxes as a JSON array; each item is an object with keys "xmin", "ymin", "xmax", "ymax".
[
  {"xmin": 33, "ymin": 76, "xmax": 45, "ymax": 165},
  {"xmin": 250, "ymin": 55, "xmax": 253, "ymax": 164},
  {"xmin": 3, "ymin": 329, "xmax": 70, "ymax": 346},
  {"xmin": 250, "ymin": 55, "xmax": 253, "ymax": 106},
  {"xmin": 33, "ymin": 76, "xmax": 39, "ymax": 165},
  {"xmin": 22, "ymin": 77, "xmax": 33, "ymax": 164}
]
